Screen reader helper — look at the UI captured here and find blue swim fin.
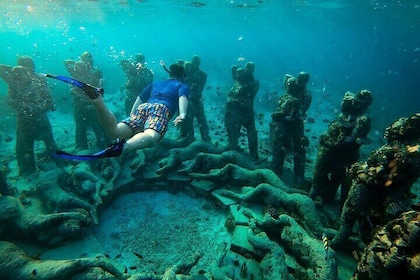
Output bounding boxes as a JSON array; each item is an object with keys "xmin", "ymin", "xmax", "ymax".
[
  {"xmin": 55, "ymin": 150, "xmax": 100, "ymax": 161},
  {"xmin": 54, "ymin": 139, "xmax": 126, "ymax": 161},
  {"xmin": 44, "ymin": 73, "xmax": 104, "ymax": 99}
]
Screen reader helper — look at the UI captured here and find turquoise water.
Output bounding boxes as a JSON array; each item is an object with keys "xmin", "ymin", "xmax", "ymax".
[
  {"xmin": 1, "ymin": 0, "xmax": 419, "ymax": 126},
  {"xmin": 1, "ymin": 1, "xmax": 420, "ymax": 279}
]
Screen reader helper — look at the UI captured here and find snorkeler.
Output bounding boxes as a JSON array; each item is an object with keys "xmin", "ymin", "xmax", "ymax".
[{"xmin": 46, "ymin": 62, "xmax": 189, "ymax": 160}]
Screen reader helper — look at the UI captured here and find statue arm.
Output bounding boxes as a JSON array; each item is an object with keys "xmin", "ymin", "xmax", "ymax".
[
  {"xmin": 63, "ymin": 60, "xmax": 76, "ymax": 76},
  {"xmin": 351, "ymin": 116, "xmax": 371, "ymax": 143},
  {"xmin": 120, "ymin": 60, "xmax": 134, "ymax": 76},
  {"xmin": 0, "ymin": 64, "xmax": 13, "ymax": 84},
  {"xmin": 283, "ymin": 74, "xmax": 293, "ymax": 89}
]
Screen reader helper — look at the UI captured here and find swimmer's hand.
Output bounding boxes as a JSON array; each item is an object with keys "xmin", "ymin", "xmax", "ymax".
[{"xmin": 173, "ymin": 113, "xmax": 186, "ymax": 126}]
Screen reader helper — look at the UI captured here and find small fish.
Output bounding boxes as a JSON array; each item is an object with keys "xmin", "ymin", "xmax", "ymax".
[
  {"xmin": 322, "ymin": 233, "xmax": 330, "ymax": 260},
  {"xmin": 133, "ymin": 252, "xmax": 143, "ymax": 259},
  {"xmin": 192, "ymin": 1, "xmax": 206, "ymax": 7}
]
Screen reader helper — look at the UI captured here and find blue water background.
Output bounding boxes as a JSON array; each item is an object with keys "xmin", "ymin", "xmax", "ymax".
[{"xmin": 1, "ymin": 0, "xmax": 419, "ymax": 131}]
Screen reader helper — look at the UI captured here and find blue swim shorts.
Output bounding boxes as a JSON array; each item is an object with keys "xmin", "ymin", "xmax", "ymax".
[{"xmin": 121, "ymin": 103, "xmax": 170, "ymax": 136}]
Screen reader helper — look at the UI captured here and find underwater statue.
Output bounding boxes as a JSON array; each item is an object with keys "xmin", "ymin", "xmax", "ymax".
[
  {"xmin": 225, "ymin": 62, "xmax": 259, "ymax": 160},
  {"xmin": 64, "ymin": 52, "xmax": 108, "ymax": 150},
  {"xmin": 270, "ymin": 72, "xmax": 312, "ymax": 184},
  {"xmin": 0, "ymin": 56, "xmax": 57, "ymax": 175},
  {"xmin": 120, "ymin": 52, "xmax": 154, "ymax": 115},
  {"xmin": 332, "ymin": 113, "xmax": 420, "ymax": 250},
  {"xmin": 178, "ymin": 55, "xmax": 211, "ymax": 144},
  {"xmin": 310, "ymin": 89, "xmax": 372, "ymax": 205}
]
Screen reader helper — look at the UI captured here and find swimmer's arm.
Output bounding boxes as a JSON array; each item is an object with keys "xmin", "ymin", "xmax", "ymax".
[
  {"xmin": 129, "ymin": 96, "xmax": 143, "ymax": 115},
  {"xmin": 173, "ymin": 95, "xmax": 188, "ymax": 126}
]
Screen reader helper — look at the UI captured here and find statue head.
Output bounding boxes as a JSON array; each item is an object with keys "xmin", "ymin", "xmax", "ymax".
[{"xmin": 17, "ymin": 56, "xmax": 35, "ymax": 71}]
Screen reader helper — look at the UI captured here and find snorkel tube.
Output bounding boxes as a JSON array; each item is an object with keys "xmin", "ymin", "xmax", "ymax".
[{"xmin": 160, "ymin": 60, "xmax": 171, "ymax": 74}]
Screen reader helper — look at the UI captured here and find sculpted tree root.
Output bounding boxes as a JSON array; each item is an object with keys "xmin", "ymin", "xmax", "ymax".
[
  {"xmin": 37, "ymin": 170, "xmax": 98, "ymax": 224},
  {"xmin": 98, "ymin": 158, "xmax": 121, "ymax": 190},
  {"xmin": 0, "ymin": 241, "xmax": 126, "ymax": 280},
  {"xmin": 221, "ymin": 182, "xmax": 323, "ymax": 235},
  {"xmin": 128, "ymin": 150, "xmax": 147, "ymax": 176},
  {"xmin": 156, "ymin": 140, "xmax": 223, "ymax": 174},
  {"xmin": 178, "ymin": 150, "xmax": 256, "ymax": 174},
  {"xmin": 160, "ymin": 251, "xmax": 203, "ymax": 280},
  {"xmin": 246, "ymin": 228, "xmax": 289, "ymax": 279},
  {"xmin": 276, "ymin": 214, "xmax": 337, "ymax": 280},
  {"xmin": 190, "ymin": 163, "xmax": 294, "ymax": 192},
  {"xmin": 247, "ymin": 214, "xmax": 337, "ymax": 280},
  {"xmin": 190, "ymin": 163, "xmax": 317, "ymax": 230},
  {"xmin": 27, "ymin": 212, "xmax": 92, "ymax": 245},
  {"xmin": 71, "ymin": 162, "xmax": 103, "ymax": 205},
  {"xmin": 130, "ymin": 137, "xmax": 200, "ymax": 176},
  {"xmin": 67, "ymin": 159, "xmax": 122, "ymax": 207},
  {"xmin": 0, "ymin": 196, "xmax": 91, "ymax": 246}
]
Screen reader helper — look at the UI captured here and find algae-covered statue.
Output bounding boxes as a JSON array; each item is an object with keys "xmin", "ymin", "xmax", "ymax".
[
  {"xmin": 0, "ymin": 56, "xmax": 58, "ymax": 175},
  {"xmin": 178, "ymin": 55, "xmax": 211, "ymax": 143},
  {"xmin": 352, "ymin": 210, "xmax": 420, "ymax": 280},
  {"xmin": 64, "ymin": 52, "xmax": 109, "ymax": 150},
  {"xmin": 120, "ymin": 52, "xmax": 154, "ymax": 115},
  {"xmin": 310, "ymin": 90, "xmax": 372, "ymax": 204},
  {"xmin": 332, "ymin": 113, "xmax": 420, "ymax": 249},
  {"xmin": 270, "ymin": 72, "xmax": 312, "ymax": 184},
  {"xmin": 225, "ymin": 62, "xmax": 259, "ymax": 160}
]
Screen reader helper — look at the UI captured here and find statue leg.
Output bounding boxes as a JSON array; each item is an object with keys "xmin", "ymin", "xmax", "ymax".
[
  {"xmin": 16, "ymin": 115, "xmax": 36, "ymax": 175},
  {"xmin": 196, "ymin": 101, "xmax": 211, "ymax": 142},
  {"xmin": 179, "ymin": 100, "xmax": 196, "ymax": 141},
  {"xmin": 292, "ymin": 120, "xmax": 306, "ymax": 181},
  {"xmin": 244, "ymin": 111, "xmax": 258, "ymax": 160},
  {"xmin": 270, "ymin": 121, "xmax": 287, "ymax": 176},
  {"xmin": 310, "ymin": 146, "xmax": 333, "ymax": 200},
  {"xmin": 225, "ymin": 103, "xmax": 241, "ymax": 150}
]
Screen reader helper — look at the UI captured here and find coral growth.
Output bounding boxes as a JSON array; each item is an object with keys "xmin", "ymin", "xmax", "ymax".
[
  {"xmin": 352, "ymin": 211, "xmax": 420, "ymax": 280},
  {"xmin": 333, "ymin": 113, "xmax": 420, "ymax": 249}
]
